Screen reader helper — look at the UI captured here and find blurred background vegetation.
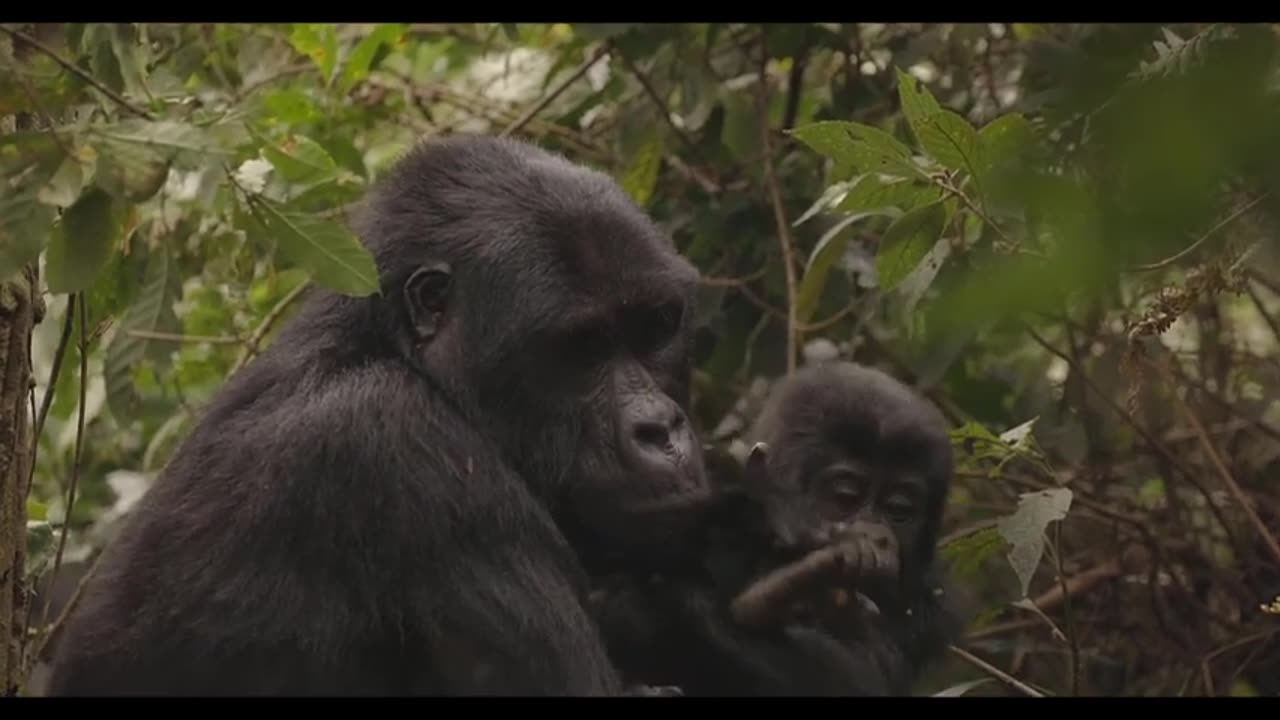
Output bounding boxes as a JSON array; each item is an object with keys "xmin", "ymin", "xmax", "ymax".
[{"xmin": 2, "ymin": 22, "xmax": 1280, "ymax": 697}]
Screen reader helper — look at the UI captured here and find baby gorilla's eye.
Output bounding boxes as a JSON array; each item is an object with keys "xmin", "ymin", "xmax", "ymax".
[{"xmin": 883, "ymin": 496, "xmax": 916, "ymax": 523}]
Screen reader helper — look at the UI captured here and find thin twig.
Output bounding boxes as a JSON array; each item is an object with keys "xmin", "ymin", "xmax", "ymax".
[
  {"xmin": 1134, "ymin": 192, "xmax": 1270, "ymax": 272},
  {"xmin": 39, "ymin": 294, "xmax": 88, "ymax": 629},
  {"xmin": 500, "ymin": 44, "xmax": 611, "ymax": 138},
  {"xmin": 756, "ymin": 43, "xmax": 798, "ymax": 374},
  {"xmin": 947, "ymin": 645, "xmax": 1047, "ymax": 697},
  {"xmin": 0, "ymin": 27, "xmax": 153, "ymax": 120},
  {"xmin": 126, "ymin": 329, "xmax": 242, "ymax": 345},
  {"xmin": 611, "ymin": 44, "xmax": 698, "ymax": 151},
  {"xmin": 229, "ymin": 281, "xmax": 312, "ymax": 375},
  {"xmin": 1052, "ymin": 523, "xmax": 1081, "ymax": 695}
]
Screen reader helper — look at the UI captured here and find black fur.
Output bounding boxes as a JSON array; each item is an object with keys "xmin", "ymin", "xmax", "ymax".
[
  {"xmin": 592, "ymin": 361, "xmax": 963, "ymax": 696},
  {"xmin": 45, "ymin": 136, "xmax": 709, "ymax": 696}
]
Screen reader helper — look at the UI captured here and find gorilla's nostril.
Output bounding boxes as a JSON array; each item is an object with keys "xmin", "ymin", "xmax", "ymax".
[
  {"xmin": 874, "ymin": 535, "xmax": 891, "ymax": 551},
  {"xmin": 633, "ymin": 422, "xmax": 670, "ymax": 449}
]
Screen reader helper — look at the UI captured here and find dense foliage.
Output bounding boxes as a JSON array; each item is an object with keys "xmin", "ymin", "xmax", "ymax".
[{"xmin": 3, "ymin": 22, "xmax": 1280, "ymax": 696}]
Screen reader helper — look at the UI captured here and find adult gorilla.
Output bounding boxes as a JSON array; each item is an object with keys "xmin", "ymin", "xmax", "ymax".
[{"xmin": 46, "ymin": 136, "xmax": 709, "ymax": 696}]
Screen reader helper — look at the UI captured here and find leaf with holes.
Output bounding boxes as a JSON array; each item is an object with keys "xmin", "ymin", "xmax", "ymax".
[
  {"xmin": 876, "ymin": 201, "xmax": 946, "ymax": 292},
  {"xmin": 915, "ymin": 109, "xmax": 982, "ymax": 179},
  {"xmin": 253, "ymin": 201, "xmax": 380, "ymax": 297},
  {"xmin": 895, "ymin": 67, "xmax": 943, "ymax": 138},
  {"xmin": 839, "ymin": 173, "xmax": 940, "ymax": 214},
  {"xmin": 997, "ymin": 488, "xmax": 1074, "ymax": 598},
  {"xmin": 104, "ymin": 244, "xmax": 183, "ymax": 424},
  {"xmin": 46, "ymin": 188, "xmax": 122, "ymax": 294}
]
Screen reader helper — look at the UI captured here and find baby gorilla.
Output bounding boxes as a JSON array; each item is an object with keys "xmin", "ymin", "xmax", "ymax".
[{"xmin": 591, "ymin": 361, "xmax": 963, "ymax": 696}]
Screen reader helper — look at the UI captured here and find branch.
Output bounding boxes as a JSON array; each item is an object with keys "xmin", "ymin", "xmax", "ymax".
[
  {"xmin": 500, "ymin": 43, "xmax": 611, "ymax": 138},
  {"xmin": 38, "ymin": 294, "xmax": 88, "ymax": 630},
  {"xmin": 229, "ymin": 281, "xmax": 312, "ymax": 375},
  {"xmin": 611, "ymin": 44, "xmax": 698, "ymax": 152},
  {"xmin": 946, "ymin": 645, "xmax": 1047, "ymax": 697},
  {"xmin": 0, "ymin": 27, "xmax": 153, "ymax": 120},
  {"xmin": 1133, "ymin": 192, "xmax": 1269, "ymax": 272},
  {"xmin": 125, "ymin": 329, "xmax": 241, "ymax": 345}
]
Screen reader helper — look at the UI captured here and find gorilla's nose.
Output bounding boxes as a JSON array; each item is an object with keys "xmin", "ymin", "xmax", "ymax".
[{"xmin": 621, "ymin": 398, "xmax": 692, "ymax": 472}]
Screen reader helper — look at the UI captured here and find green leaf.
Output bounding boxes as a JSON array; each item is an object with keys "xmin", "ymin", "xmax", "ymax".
[
  {"xmin": 45, "ymin": 188, "xmax": 121, "ymax": 294},
  {"xmin": 792, "ymin": 120, "xmax": 919, "ymax": 178},
  {"xmin": 104, "ymin": 244, "xmax": 182, "ymax": 424},
  {"xmin": 340, "ymin": 24, "xmax": 406, "ymax": 93},
  {"xmin": 620, "ymin": 131, "xmax": 664, "ymax": 207},
  {"xmin": 25, "ymin": 520, "xmax": 55, "ymax": 578},
  {"xmin": 108, "ymin": 23, "xmax": 149, "ymax": 100},
  {"xmin": 914, "ymin": 109, "xmax": 982, "ymax": 178},
  {"xmin": 290, "ymin": 24, "xmax": 340, "ymax": 85},
  {"xmin": 572, "ymin": 24, "xmax": 637, "ymax": 41},
  {"xmin": 26, "ymin": 498, "xmax": 48, "ymax": 522},
  {"xmin": 37, "ymin": 155, "xmax": 86, "ymax": 208},
  {"xmin": 251, "ymin": 200, "xmax": 380, "ymax": 297},
  {"xmin": 876, "ymin": 201, "xmax": 946, "ymax": 291},
  {"xmin": 895, "ymin": 66, "xmax": 943, "ymax": 136},
  {"xmin": 0, "ymin": 191, "xmax": 56, "ymax": 283},
  {"xmin": 838, "ymin": 174, "xmax": 940, "ymax": 214},
  {"xmin": 996, "ymin": 488, "xmax": 1074, "ymax": 598},
  {"xmin": 795, "ymin": 210, "xmax": 894, "ymax": 324},
  {"xmin": 721, "ymin": 92, "xmax": 762, "ymax": 165},
  {"xmin": 262, "ymin": 135, "xmax": 339, "ymax": 186},
  {"xmin": 940, "ymin": 525, "xmax": 1007, "ymax": 580},
  {"xmin": 93, "ymin": 141, "xmax": 169, "ymax": 203}
]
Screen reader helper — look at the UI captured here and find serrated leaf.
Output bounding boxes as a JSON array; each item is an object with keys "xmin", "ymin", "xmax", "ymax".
[
  {"xmin": 620, "ymin": 131, "xmax": 663, "ymax": 207},
  {"xmin": 839, "ymin": 174, "xmax": 940, "ymax": 214},
  {"xmin": 252, "ymin": 200, "xmax": 380, "ymax": 296},
  {"xmin": 104, "ymin": 244, "xmax": 181, "ymax": 424},
  {"xmin": 933, "ymin": 679, "xmax": 994, "ymax": 697},
  {"xmin": 1000, "ymin": 417, "xmax": 1038, "ymax": 450},
  {"xmin": 340, "ymin": 24, "xmax": 406, "ymax": 93},
  {"xmin": 38, "ymin": 155, "xmax": 85, "ymax": 208},
  {"xmin": 915, "ymin": 109, "xmax": 982, "ymax": 178},
  {"xmin": 262, "ymin": 135, "xmax": 339, "ymax": 186},
  {"xmin": 996, "ymin": 488, "xmax": 1074, "ymax": 598},
  {"xmin": 795, "ymin": 210, "xmax": 893, "ymax": 324},
  {"xmin": 877, "ymin": 201, "xmax": 946, "ymax": 291},
  {"xmin": 46, "ymin": 188, "xmax": 121, "ymax": 294},
  {"xmin": 896, "ymin": 67, "xmax": 943, "ymax": 136},
  {"xmin": 26, "ymin": 498, "xmax": 48, "ymax": 522}
]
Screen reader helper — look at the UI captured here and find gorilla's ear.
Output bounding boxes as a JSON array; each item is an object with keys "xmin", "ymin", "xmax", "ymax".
[{"xmin": 405, "ymin": 262, "xmax": 452, "ymax": 342}]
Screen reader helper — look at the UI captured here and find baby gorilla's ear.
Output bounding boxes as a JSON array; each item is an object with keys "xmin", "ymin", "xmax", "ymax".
[{"xmin": 405, "ymin": 262, "xmax": 452, "ymax": 342}]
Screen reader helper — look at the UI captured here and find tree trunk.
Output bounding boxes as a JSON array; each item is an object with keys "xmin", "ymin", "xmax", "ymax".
[{"xmin": 0, "ymin": 265, "xmax": 42, "ymax": 695}]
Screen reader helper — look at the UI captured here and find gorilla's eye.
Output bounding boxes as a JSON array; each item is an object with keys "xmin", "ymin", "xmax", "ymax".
[
  {"xmin": 884, "ymin": 497, "xmax": 915, "ymax": 523},
  {"xmin": 628, "ymin": 300, "xmax": 684, "ymax": 353},
  {"xmin": 823, "ymin": 471, "xmax": 865, "ymax": 511}
]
